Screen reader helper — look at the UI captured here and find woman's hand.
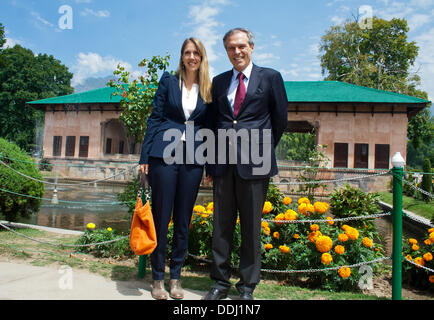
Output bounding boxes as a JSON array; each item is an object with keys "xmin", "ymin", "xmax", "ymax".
[{"xmin": 140, "ymin": 164, "xmax": 149, "ymax": 175}]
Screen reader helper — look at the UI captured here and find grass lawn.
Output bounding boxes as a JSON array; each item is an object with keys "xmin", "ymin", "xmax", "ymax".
[
  {"xmin": 377, "ymin": 191, "xmax": 433, "ymax": 220},
  {"xmin": 1, "ymin": 227, "xmax": 433, "ymax": 300},
  {"xmin": 0, "ymin": 227, "xmax": 386, "ymax": 300}
]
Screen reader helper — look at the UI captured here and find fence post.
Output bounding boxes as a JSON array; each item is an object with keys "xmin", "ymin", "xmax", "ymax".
[
  {"xmin": 138, "ymin": 255, "xmax": 147, "ymax": 278},
  {"xmin": 391, "ymin": 152, "xmax": 405, "ymax": 300}
]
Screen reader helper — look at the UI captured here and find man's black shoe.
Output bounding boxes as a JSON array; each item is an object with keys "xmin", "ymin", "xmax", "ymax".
[
  {"xmin": 202, "ymin": 288, "xmax": 228, "ymax": 300},
  {"xmin": 239, "ymin": 292, "xmax": 253, "ymax": 300}
]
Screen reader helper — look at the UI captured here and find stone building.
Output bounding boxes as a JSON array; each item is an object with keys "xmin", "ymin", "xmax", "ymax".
[{"xmin": 27, "ymin": 81, "xmax": 429, "ymax": 186}]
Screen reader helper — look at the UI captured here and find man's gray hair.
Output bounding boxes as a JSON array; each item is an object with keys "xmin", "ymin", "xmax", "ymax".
[{"xmin": 223, "ymin": 28, "xmax": 255, "ymax": 48}]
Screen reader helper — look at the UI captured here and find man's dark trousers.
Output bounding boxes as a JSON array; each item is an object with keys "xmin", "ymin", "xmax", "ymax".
[{"xmin": 210, "ymin": 164, "xmax": 269, "ymax": 293}]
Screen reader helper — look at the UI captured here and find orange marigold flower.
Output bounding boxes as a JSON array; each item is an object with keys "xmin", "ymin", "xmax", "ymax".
[
  {"xmin": 362, "ymin": 237, "xmax": 373, "ymax": 248},
  {"xmin": 338, "ymin": 233, "xmax": 349, "ymax": 242},
  {"xmin": 345, "ymin": 227, "xmax": 359, "ymax": 240},
  {"xmin": 414, "ymin": 257, "xmax": 425, "ymax": 267},
  {"xmin": 428, "ymin": 227, "xmax": 434, "ymax": 233},
  {"xmin": 279, "ymin": 245, "xmax": 290, "ymax": 254},
  {"xmin": 298, "ymin": 203, "xmax": 308, "ymax": 215},
  {"xmin": 263, "ymin": 226, "xmax": 271, "ymax": 235},
  {"xmin": 423, "ymin": 252, "xmax": 433, "ymax": 262},
  {"xmin": 264, "ymin": 243, "xmax": 273, "ymax": 250},
  {"xmin": 412, "ymin": 244, "xmax": 419, "ymax": 251},
  {"xmin": 313, "ymin": 202, "xmax": 329, "ymax": 214},
  {"xmin": 338, "ymin": 267, "xmax": 351, "ymax": 279},
  {"xmin": 308, "ymin": 231, "xmax": 322, "ymax": 243},
  {"xmin": 273, "ymin": 232, "xmax": 280, "ymax": 239},
  {"xmin": 341, "ymin": 224, "xmax": 350, "ymax": 231},
  {"xmin": 406, "ymin": 254, "xmax": 412, "ymax": 261},
  {"xmin": 429, "ymin": 275, "xmax": 434, "ymax": 283},
  {"xmin": 206, "ymin": 202, "xmax": 214, "ymax": 212},
  {"xmin": 261, "ymin": 221, "xmax": 269, "ymax": 229},
  {"xmin": 408, "ymin": 238, "xmax": 418, "ymax": 245},
  {"xmin": 307, "ymin": 204, "xmax": 315, "ymax": 213},
  {"xmin": 283, "ymin": 196, "xmax": 292, "ymax": 205},
  {"xmin": 321, "ymin": 253, "xmax": 333, "ymax": 265},
  {"xmin": 262, "ymin": 201, "xmax": 273, "ymax": 214},
  {"xmin": 315, "ymin": 236, "xmax": 333, "ymax": 253},
  {"xmin": 193, "ymin": 205, "xmax": 205, "ymax": 214},
  {"xmin": 293, "ymin": 234, "xmax": 300, "ymax": 239},
  {"xmin": 334, "ymin": 245, "xmax": 345, "ymax": 255},
  {"xmin": 424, "ymin": 239, "xmax": 431, "ymax": 245},
  {"xmin": 326, "ymin": 216, "xmax": 334, "ymax": 225},
  {"xmin": 310, "ymin": 224, "xmax": 320, "ymax": 232},
  {"xmin": 284, "ymin": 209, "xmax": 297, "ymax": 221},
  {"xmin": 298, "ymin": 197, "xmax": 310, "ymax": 205},
  {"xmin": 430, "ymin": 232, "xmax": 434, "ymax": 242},
  {"xmin": 274, "ymin": 213, "xmax": 285, "ymax": 225}
]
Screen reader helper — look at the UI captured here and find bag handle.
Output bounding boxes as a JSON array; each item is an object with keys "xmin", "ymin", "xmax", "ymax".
[{"xmin": 137, "ymin": 173, "xmax": 151, "ymax": 201}]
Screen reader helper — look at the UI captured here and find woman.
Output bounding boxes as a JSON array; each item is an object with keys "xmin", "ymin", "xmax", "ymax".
[{"xmin": 139, "ymin": 38, "xmax": 212, "ymax": 300}]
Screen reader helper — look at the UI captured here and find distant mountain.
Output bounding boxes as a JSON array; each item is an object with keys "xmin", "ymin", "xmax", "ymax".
[{"xmin": 73, "ymin": 75, "xmax": 114, "ymax": 93}]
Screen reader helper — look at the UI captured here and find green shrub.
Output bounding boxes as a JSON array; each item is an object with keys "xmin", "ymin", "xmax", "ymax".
[
  {"xmin": 0, "ymin": 138, "xmax": 44, "ymax": 221},
  {"xmin": 329, "ymin": 184, "xmax": 382, "ymax": 241},
  {"xmin": 75, "ymin": 224, "xmax": 134, "ymax": 259}
]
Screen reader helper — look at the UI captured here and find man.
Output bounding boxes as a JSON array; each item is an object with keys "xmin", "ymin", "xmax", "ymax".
[{"xmin": 204, "ymin": 28, "xmax": 288, "ymax": 300}]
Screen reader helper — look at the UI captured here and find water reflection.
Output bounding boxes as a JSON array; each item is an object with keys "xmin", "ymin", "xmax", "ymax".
[{"xmin": 24, "ymin": 184, "xmax": 213, "ymax": 234}]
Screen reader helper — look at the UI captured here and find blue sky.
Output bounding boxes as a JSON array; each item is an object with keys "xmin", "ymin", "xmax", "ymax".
[{"xmin": 1, "ymin": 0, "xmax": 434, "ymax": 104}]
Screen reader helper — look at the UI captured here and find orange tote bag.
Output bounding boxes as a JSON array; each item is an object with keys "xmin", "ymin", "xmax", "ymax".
[{"xmin": 130, "ymin": 173, "xmax": 157, "ymax": 255}]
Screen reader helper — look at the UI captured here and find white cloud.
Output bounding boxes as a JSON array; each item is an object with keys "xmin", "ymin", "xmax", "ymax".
[
  {"xmin": 407, "ymin": 13, "xmax": 431, "ymax": 30},
  {"xmin": 80, "ymin": 8, "xmax": 110, "ymax": 18},
  {"xmin": 31, "ymin": 11, "xmax": 55, "ymax": 28},
  {"xmin": 280, "ymin": 68, "xmax": 299, "ymax": 77},
  {"xmin": 409, "ymin": 0, "xmax": 434, "ymax": 8},
  {"xmin": 4, "ymin": 37, "xmax": 22, "ymax": 48},
  {"xmin": 3, "ymin": 29, "xmax": 23, "ymax": 48},
  {"xmin": 254, "ymin": 52, "xmax": 280, "ymax": 64},
  {"xmin": 71, "ymin": 52, "xmax": 134, "ymax": 86},
  {"xmin": 187, "ymin": 1, "xmax": 231, "ymax": 77}
]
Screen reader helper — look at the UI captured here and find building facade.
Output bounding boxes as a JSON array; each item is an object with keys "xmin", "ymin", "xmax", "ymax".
[{"xmin": 27, "ymin": 81, "xmax": 429, "ymax": 184}]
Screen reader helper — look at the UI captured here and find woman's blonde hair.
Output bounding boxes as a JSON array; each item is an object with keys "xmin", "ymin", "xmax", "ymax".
[{"xmin": 177, "ymin": 37, "xmax": 212, "ymax": 103}]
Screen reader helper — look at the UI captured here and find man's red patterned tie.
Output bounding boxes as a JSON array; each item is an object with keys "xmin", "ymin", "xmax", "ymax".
[{"xmin": 233, "ymin": 72, "xmax": 246, "ymax": 118}]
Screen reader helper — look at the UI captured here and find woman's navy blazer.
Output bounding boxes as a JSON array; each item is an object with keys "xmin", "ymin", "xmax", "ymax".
[{"xmin": 139, "ymin": 71, "xmax": 210, "ymax": 165}]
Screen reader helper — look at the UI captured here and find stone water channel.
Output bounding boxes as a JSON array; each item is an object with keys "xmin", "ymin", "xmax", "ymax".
[{"xmin": 22, "ymin": 181, "xmax": 214, "ymax": 234}]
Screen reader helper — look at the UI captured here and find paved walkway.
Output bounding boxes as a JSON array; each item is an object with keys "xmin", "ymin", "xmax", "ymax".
[
  {"xmin": 0, "ymin": 261, "xmax": 208, "ymax": 300},
  {"xmin": 0, "ymin": 221, "xmax": 212, "ymax": 300}
]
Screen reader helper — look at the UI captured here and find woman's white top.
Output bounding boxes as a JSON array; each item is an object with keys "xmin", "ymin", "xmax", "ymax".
[{"xmin": 181, "ymin": 82, "xmax": 199, "ymax": 141}]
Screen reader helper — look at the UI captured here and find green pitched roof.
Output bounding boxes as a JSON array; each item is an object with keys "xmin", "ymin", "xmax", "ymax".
[
  {"xmin": 27, "ymin": 86, "xmax": 122, "ymax": 105},
  {"xmin": 284, "ymin": 81, "xmax": 430, "ymax": 104},
  {"xmin": 27, "ymin": 81, "xmax": 430, "ymax": 105}
]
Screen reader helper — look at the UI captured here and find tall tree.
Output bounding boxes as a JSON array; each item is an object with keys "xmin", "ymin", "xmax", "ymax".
[
  {"xmin": 107, "ymin": 54, "xmax": 170, "ymax": 142},
  {"xmin": 0, "ymin": 44, "xmax": 73, "ymax": 151},
  {"xmin": 319, "ymin": 17, "xmax": 431, "ymax": 149},
  {"xmin": 0, "ymin": 23, "xmax": 5, "ymax": 49}
]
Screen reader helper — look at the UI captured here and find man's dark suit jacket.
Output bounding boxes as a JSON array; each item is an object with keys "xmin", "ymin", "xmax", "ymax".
[
  {"xmin": 139, "ymin": 71, "xmax": 210, "ymax": 165},
  {"xmin": 207, "ymin": 64, "xmax": 288, "ymax": 179}
]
